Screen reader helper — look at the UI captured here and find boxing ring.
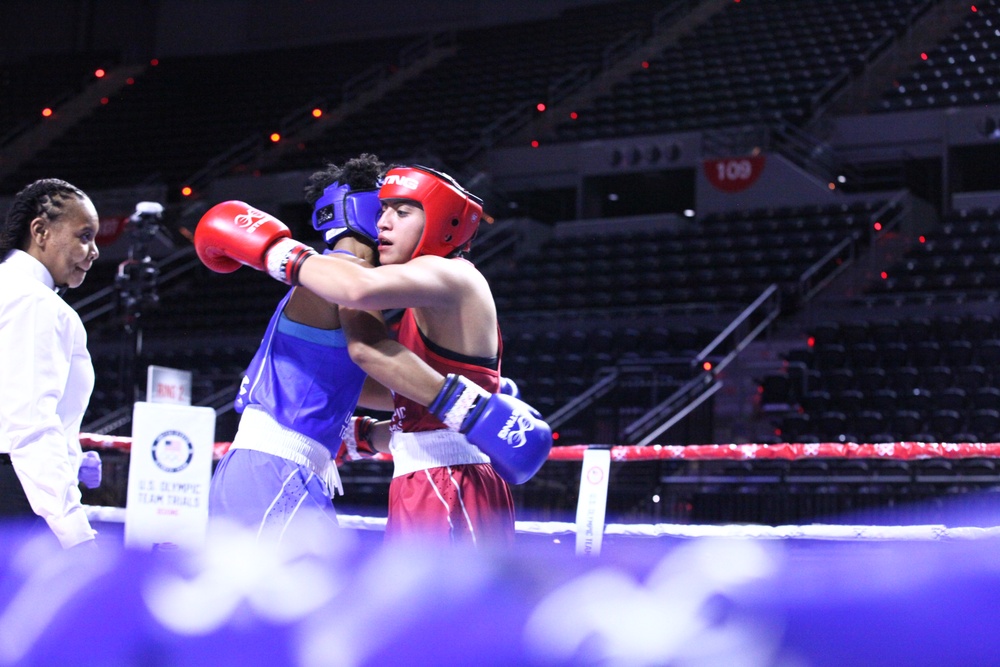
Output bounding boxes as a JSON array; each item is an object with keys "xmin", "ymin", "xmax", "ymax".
[
  {"xmin": 0, "ymin": 436, "xmax": 996, "ymax": 666},
  {"xmin": 78, "ymin": 435, "xmax": 1000, "ymax": 543}
]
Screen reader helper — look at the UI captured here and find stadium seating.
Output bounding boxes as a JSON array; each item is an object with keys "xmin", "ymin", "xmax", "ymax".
[
  {"xmin": 865, "ymin": 208, "xmax": 1000, "ymax": 302},
  {"xmin": 766, "ymin": 311, "xmax": 1000, "ymax": 443},
  {"xmin": 489, "ymin": 200, "xmax": 898, "ymax": 318},
  {"xmin": 2, "ymin": 41, "xmax": 396, "ymax": 192},
  {"xmin": 875, "ymin": 0, "xmax": 1000, "ymax": 111},
  {"xmin": 551, "ymin": 0, "xmax": 934, "ymax": 141}
]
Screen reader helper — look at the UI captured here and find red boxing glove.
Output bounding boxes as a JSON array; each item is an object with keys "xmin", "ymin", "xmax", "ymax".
[
  {"xmin": 337, "ymin": 416, "xmax": 379, "ymax": 463},
  {"xmin": 195, "ymin": 200, "xmax": 316, "ymax": 284}
]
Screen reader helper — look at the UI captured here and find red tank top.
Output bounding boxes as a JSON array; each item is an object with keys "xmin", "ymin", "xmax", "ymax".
[{"xmin": 391, "ymin": 309, "xmax": 502, "ymax": 432}]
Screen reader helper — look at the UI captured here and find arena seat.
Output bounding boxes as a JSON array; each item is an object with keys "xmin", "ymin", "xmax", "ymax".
[
  {"xmin": 847, "ymin": 342, "xmax": 880, "ymax": 367},
  {"xmin": 890, "ymin": 409, "xmax": 924, "ymax": 440},
  {"xmin": 822, "ymin": 368, "xmax": 856, "ymax": 395},
  {"xmin": 927, "ymin": 409, "xmax": 964, "ymax": 441},
  {"xmin": 937, "ymin": 386, "xmax": 969, "ymax": 412},
  {"xmin": 975, "ymin": 339, "xmax": 1000, "ymax": 366},
  {"xmin": 968, "ymin": 408, "xmax": 1000, "ymax": 441},
  {"xmin": 833, "ymin": 389, "xmax": 866, "ymax": 415},
  {"xmin": 799, "ymin": 389, "xmax": 831, "ymax": 414},
  {"xmin": 869, "ymin": 388, "xmax": 899, "ymax": 413},
  {"xmin": 971, "ymin": 386, "xmax": 1000, "ymax": 412},
  {"xmin": 853, "ymin": 410, "xmax": 889, "ymax": 439},
  {"xmin": 954, "ymin": 364, "xmax": 990, "ymax": 391},
  {"xmin": 942, "ymin": 339, "xmax": 975, "ymax": 367}
]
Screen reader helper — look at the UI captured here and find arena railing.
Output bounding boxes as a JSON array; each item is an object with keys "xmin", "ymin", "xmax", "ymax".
[
  {"xmin": 795, "ymin": 191, "xmax": 909, "ymax": 305},
  {"xmin": 626, "ymin": 283, "xmax": 782, "ymax": 446},
  {"xmin": 547, "ymin": 283, "xmax": 781, "ymax": 444}
]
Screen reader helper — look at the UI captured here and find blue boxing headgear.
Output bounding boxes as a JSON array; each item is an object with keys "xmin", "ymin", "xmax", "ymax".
[{"xmin": 311, "ymin": 181, "xmax": 382, "ymax": 246}]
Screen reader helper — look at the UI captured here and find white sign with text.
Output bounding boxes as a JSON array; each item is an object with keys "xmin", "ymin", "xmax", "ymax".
[
  {"xmin": 575, "ymin": 448, "xmax": 611, "ymax": 557},
  {"xmin": 124, "ymin": 402, "xmax": 215, "ymax": 550},
  {"xmin": 146, "ymin": 365, "xmax": 193, "ymax": 405}
]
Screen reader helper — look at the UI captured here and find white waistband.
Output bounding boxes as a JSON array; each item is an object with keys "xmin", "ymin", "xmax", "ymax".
[
  {"xmin": 388, "ymin": 429, "xmax": 491, "ymax": 478},
  {"xmin": 231, "ymin": 406, "xmax": 343, "ymax": 496}
]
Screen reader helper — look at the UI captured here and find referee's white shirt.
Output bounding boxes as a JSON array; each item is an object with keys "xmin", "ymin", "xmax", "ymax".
[{"xmin": 0, "ymin": 249, "xmax": 96, "ymax": 548}]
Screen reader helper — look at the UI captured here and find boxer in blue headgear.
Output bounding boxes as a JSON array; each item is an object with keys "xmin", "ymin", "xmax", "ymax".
[{"xmin": 208, "ymin": 154, "xmax": 387, "ymax": 540}]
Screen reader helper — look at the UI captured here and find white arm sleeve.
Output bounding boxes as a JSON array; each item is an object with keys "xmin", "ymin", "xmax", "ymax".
[{"xmin": 1, "ymin": 294, "xmax": 95, "ymax": 548}]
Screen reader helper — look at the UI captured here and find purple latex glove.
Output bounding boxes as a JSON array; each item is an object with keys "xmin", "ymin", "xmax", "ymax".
[{"xmin": 78, "ymin": 450, "xmax": 102, "ymax": 489}]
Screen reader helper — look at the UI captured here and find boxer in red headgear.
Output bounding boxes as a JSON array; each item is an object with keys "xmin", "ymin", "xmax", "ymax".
[{"xmin": 195, "ymin": 165, "xmax": 551, "ymax": 547}]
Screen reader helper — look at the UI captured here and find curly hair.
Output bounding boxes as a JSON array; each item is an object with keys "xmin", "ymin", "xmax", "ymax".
[
  {"xmin": 303, "ymin": 153, "xmax": 386, "ymax": 205},
  {"xmin": 1, "ymin": 178, "xmax": 88, "ymax": 258}
]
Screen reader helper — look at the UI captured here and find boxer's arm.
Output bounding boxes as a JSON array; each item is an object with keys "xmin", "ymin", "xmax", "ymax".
[
  {"xmin": 337, "ymin": 416, "xmax": 391, "ymax": 462},
  {"xmin": 282, "ymin": 285, "xmax": 339, "ymax": 329},
  {"xmin": 300, "ymin": 235, "xmax": 444, "ymax": 410},
  {"xmin": 367, "ymin": 419, "xmax": 392, "ymax": 452},
  {"xmin": 356, "ymin": 376, "xmax": 394, "ymax": 412},
  {"xmin": 297, "ymin": 253, "xmax": 469, "ymax": 311},
  {"xmin": 195, "ymin": 201, "xmax": 468, "ymax": 309},
  {"xmin": 340, "ymin": 307, "xmax": 446, "ymax": 408}
]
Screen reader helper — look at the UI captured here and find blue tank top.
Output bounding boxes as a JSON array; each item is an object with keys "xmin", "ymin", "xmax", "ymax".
[{"xmin": 234, "ymin": 289, "xmax": 367, "ymax": 453}]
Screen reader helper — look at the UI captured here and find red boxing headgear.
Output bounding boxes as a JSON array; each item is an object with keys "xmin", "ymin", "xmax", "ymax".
[{"xmin": 378, "ymin": 165, "xmax": 484, "ymax": 258}]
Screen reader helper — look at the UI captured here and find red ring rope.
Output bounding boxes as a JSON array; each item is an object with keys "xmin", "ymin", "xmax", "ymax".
[{"xmin": 79, "ymin": 434, "xmax": 1000, "ymax": 462}]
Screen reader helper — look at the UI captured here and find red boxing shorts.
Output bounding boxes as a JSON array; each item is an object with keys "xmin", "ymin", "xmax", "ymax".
[{"xmin": 385, "ymin": 463, "xmax": 515, "ymax": 548}]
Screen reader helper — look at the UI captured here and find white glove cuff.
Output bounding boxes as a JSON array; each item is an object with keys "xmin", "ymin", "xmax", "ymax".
[
  {"xmin": 441, "ymin": 378, "xmax": 489, "ymax": 432},
  {"xmin": 265, "ymin": 238, "xmax": 301, "ymax": 284},
  {"xmin": 342, "ymin": 418, "xmax": 361, "ymax": 460}
]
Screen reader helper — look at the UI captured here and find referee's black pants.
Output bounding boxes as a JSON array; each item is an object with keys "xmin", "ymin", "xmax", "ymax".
[{"xmin": 0, "ymin": 454, "xmax": 48, "ymax": 532}]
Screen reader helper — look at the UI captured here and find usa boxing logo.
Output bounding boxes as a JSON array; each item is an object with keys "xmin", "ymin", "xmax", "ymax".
[{"xmin": 497, "ymin": 413, "xmax": 534, "ymax": 449}]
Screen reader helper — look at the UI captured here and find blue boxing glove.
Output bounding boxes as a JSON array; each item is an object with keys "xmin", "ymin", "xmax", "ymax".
[
  {"xmin": 499, "ymin": 376, "xmax": 520, "ymax": 400},
  {"xmin": 78, "ymin": 450, "xmax": 102, "ymax": 489},
  {"xmin": 429, "ymin": 374, "xmax": 552, "ymax": 485}
]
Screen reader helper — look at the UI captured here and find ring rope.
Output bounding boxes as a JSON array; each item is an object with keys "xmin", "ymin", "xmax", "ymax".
[{"xmin": 81, "ymin": 506, "xmax": 1000, "ymax": 541}]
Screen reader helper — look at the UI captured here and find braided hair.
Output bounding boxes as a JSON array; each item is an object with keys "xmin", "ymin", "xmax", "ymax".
[
  {"xmin": 1, "ymin": 179, "xmax": 88, "ymax": 258},
  {"xmin": 303, "ymin": 153, "xmax": 386, "ymax": 205}
]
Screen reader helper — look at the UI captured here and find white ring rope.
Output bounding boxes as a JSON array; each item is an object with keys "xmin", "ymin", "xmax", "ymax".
[{"xmin": 83, "ymin": 506, "xmax": 1000, "ymax": 541}]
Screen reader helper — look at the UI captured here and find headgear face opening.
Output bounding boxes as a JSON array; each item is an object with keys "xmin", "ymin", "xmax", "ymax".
[
  {"xmin": 378, "ymin": 165, "xmax": 484, "ymax": 258},
  {"xmin": 312, "ymin": 181, "xmax": 382, "ymax": 246}
]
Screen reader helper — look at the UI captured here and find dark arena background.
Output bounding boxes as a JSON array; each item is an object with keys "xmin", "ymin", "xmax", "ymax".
[{"xmin": 4, "ymin": 1, "xmax": 1000, "ymax": 665}]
